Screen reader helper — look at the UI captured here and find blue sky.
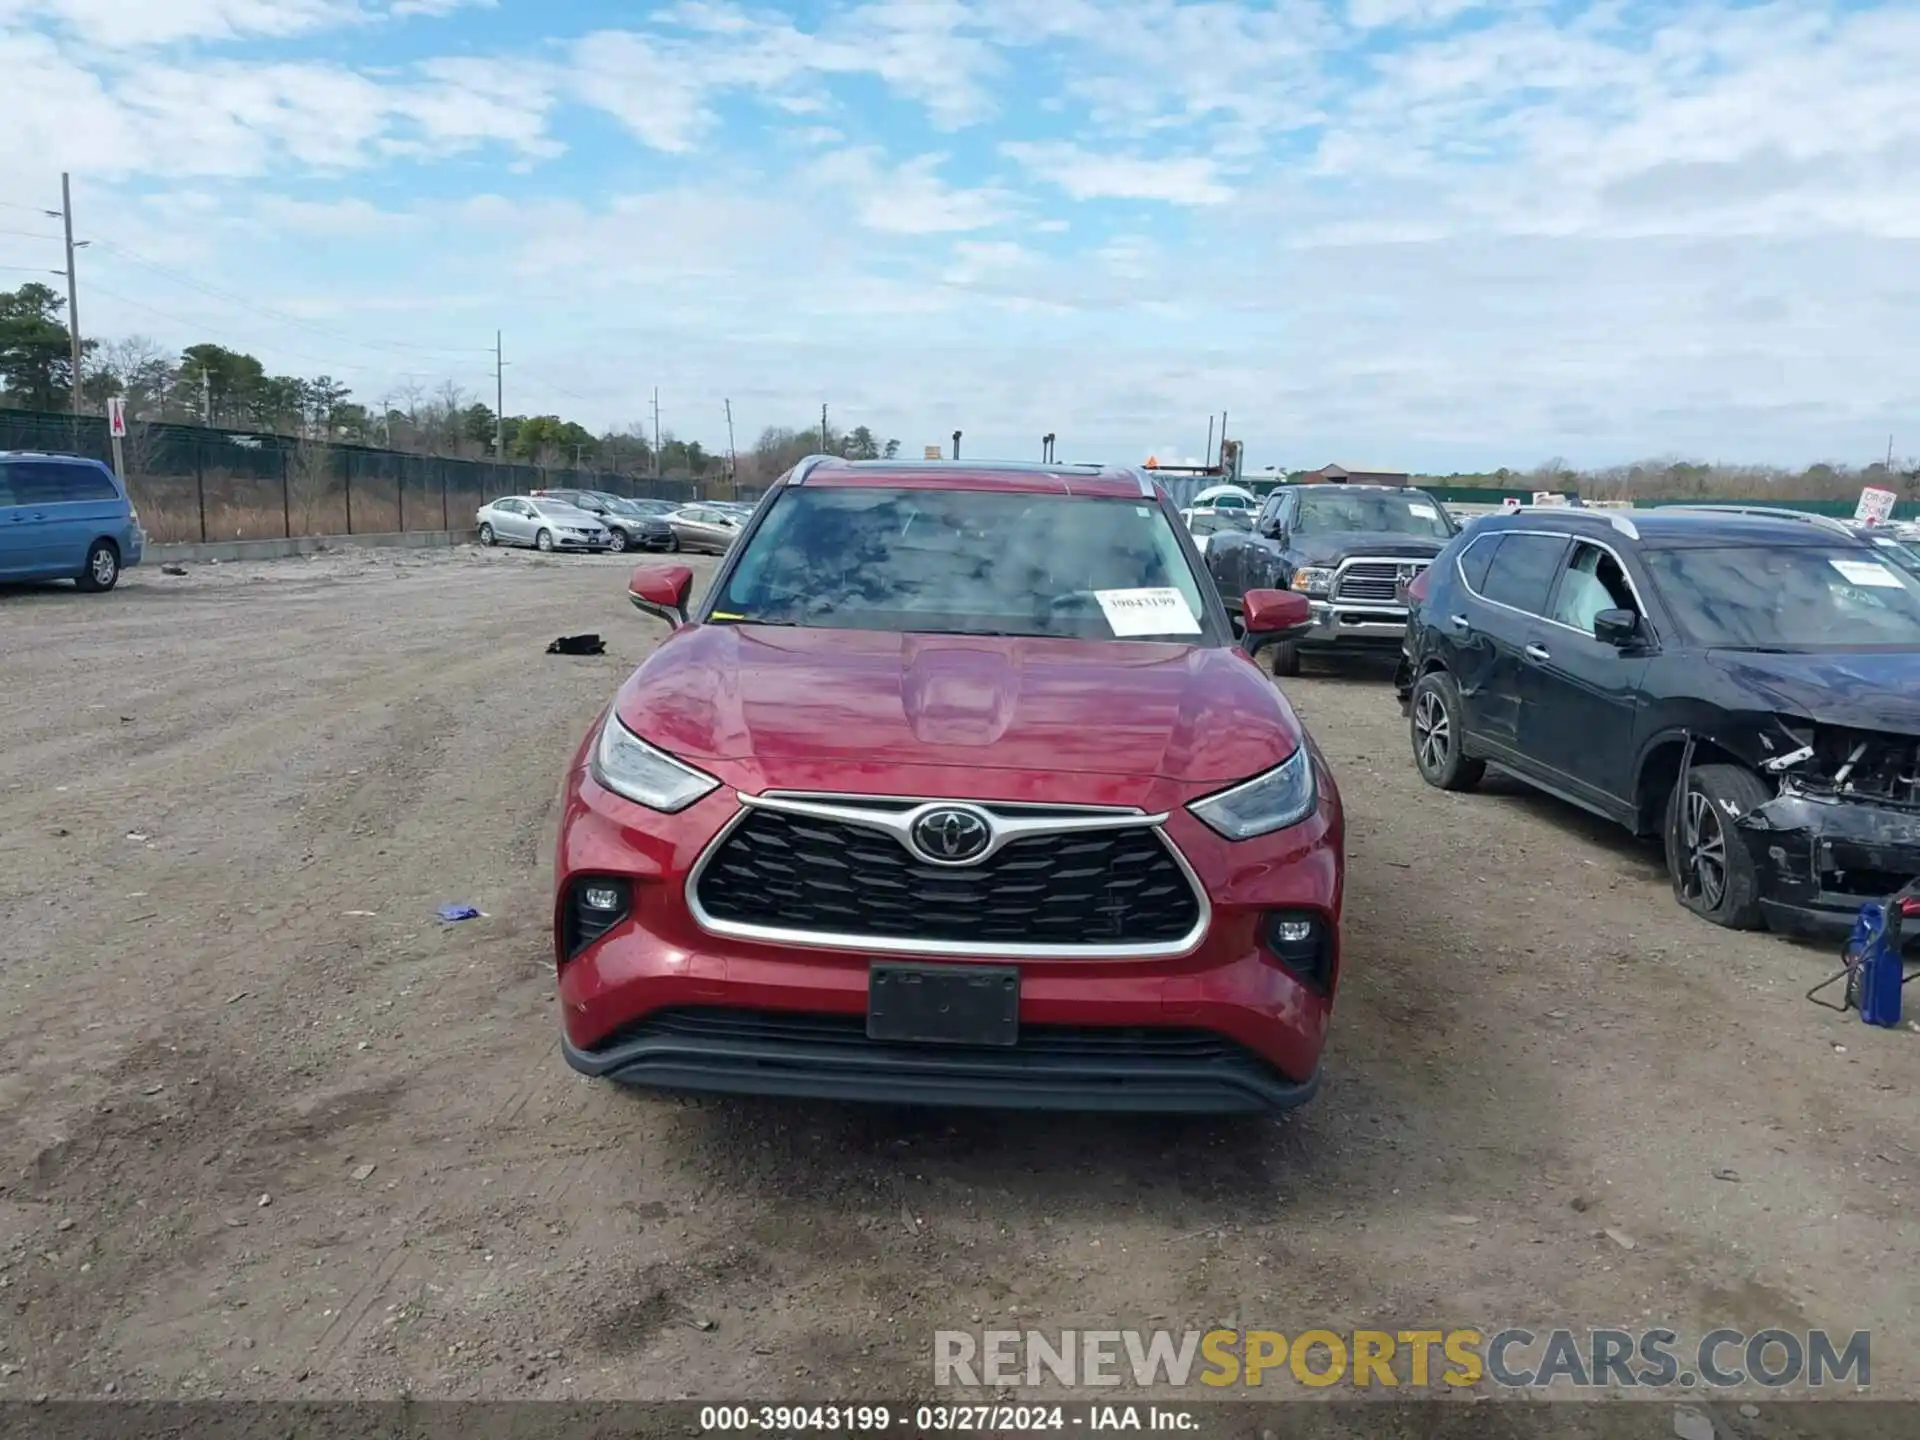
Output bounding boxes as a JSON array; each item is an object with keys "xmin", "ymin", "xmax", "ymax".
[{"xmin": 2, "ymin": 0, "xmax": 1916, "ymax": 471}]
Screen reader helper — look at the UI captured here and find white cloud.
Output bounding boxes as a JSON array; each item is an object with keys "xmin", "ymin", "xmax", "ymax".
[
  {"xmin": 1002, "ymin": 142, "xmax": 1234, "ymax": 205},
  {"xmin": 6, "ymin": 0, "xmax": 1920, "ymax": 468},
  {"xmin": 805, "ymin": 148, "xmax": 1012, "ymax": 234}
]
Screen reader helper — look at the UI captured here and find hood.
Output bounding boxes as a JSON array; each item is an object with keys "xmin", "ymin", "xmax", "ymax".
[
  {"xmin": 1290, "ymin": 530, "xmax": 1451, "ymax": 565},
  {"xmin": 614, "ymin": 624, "xmax": 1300, "ymax": 789},
  {"xmin": 1710, "ymin": 649, "xmax": 1920, "ymax": 733}
]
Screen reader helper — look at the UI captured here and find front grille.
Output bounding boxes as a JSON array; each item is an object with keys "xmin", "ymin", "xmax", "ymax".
[
  {"xmin": 1334, "ymin": 559, "xmax": 1425, "ymax": 603},
  {"xmin": 695, "ymin": 809, "xmax": 1202, "ymax": 947}
]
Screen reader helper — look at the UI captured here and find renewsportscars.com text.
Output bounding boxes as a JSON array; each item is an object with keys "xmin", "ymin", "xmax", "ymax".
[{"xmin": 933, "ymin": 1328, "xmax": 1870, "ymax": 1391}]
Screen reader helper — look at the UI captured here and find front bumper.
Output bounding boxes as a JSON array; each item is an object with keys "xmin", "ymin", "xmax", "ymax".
[
  {"xmin": 551, "ymin": 755, "xmax": 1345, "ymax": 1113},
  {"xmin": 562, "ymin": 1009, "xmax": 1319, "ymax": 1112},
  {"xmin": 1738, "ymin": 790, "xmax": 1920, "ymax": 942},
  {"xmin": 1297, "ymin": 599, "xmax": 1411, "ymax": 651},
  {"xmin": 638, "ymin": 529, "xmax": 676, "ymax": 551},
  {"xmin": 554, "ymin": 533, "xmax": 610, "ymax": 550}
]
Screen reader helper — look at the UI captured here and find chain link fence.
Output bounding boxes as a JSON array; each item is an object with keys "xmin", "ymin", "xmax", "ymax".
[{"xmin": 0, "ymin": 407, "xmax": 758, "ymax": 545}]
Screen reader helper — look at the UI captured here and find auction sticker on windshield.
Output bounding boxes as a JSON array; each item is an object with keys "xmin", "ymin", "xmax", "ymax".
[
  {"xmin": 1409, "ymin": 503, "xmax": 1439, "ymax": 518},
  {"xmin": 1097, "ymin": 588, "xmax": 1202, "ymax": 636},
  {"xmin": 1831, "ymin": 559, "xmax": 1903, "ymax": 588}
]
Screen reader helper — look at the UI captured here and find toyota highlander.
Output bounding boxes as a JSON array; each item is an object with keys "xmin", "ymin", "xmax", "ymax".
[{"xmin": 551, "ymin": 457, "xmax": 1346, "ymax": 1112}]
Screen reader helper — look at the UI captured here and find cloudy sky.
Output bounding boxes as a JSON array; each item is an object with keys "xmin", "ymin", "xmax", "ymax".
[{"xmin": 2, "ymin": 0, "xmax": 1915, "ymax": 471}]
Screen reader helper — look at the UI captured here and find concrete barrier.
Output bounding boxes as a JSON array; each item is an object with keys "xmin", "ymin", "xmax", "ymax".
[{"xmin": 147, "ymin": 529, "xmax": 475, "ymax": 565}]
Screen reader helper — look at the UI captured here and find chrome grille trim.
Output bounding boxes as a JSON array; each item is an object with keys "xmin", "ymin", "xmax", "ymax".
[
  {"xmin": 685, "ymin": 790, "xmax": 1212, "ymax": 959},
  {"xmin": 1331, "ymin": 555, "xmax": 1429, "ymax": 604}
]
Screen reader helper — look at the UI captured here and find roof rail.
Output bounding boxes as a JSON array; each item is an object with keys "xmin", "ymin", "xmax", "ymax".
[
  {"xmin": 1657, "ymin": 503, "xmax": 1858, "ymax": 536},
  {"xmin": 785, "ymin": 453, "xmax": 839, "ymax": 486}
]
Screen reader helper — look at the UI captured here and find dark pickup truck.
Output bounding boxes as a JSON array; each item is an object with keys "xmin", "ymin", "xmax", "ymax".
[{"xmin": 1206, "ymin": 482, "xmax": 1459, "ymax": 674}]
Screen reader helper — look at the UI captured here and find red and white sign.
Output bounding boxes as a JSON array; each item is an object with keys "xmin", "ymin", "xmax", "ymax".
[
  {"xmin": 1854, "ymin": 485, "xmax": 1897, "ymax": 526},
  {"xmin": 107, "ymin": 397, "xmax": 126, "ymax": 437}
]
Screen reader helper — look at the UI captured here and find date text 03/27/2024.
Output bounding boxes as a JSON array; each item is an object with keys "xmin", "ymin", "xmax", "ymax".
[{"xmin": 696, "ymin": 1404, "xmax": 1195, "ymax": 1432}]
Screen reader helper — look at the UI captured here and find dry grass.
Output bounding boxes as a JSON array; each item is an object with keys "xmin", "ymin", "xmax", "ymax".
[{"xmin": 124, "ymin": 472, "xmax": 492, "ymax": 545}]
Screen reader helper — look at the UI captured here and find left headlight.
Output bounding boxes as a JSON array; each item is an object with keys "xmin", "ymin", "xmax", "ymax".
[
  {"xmin": 1291, "ymin": 567, "xmax": 1334, "ymax": 597},
  {"xmin": 1188, "ymin": 747, "xmax": 1317, "ymax": 840},
  {"xmin": 590, "ymin": 713, "xmax": 720, "ymax": 813}
]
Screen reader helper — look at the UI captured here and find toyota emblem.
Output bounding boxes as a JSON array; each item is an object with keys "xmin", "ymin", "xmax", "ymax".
[{"xmin": 910, "ymin": 806, "xmax": 993, "ymax": 864}]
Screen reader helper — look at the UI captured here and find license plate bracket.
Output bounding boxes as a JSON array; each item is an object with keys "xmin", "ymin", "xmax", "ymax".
[{"xmin": 867, "ymin": 963, "xmax": 1020, "ymax": 1047}]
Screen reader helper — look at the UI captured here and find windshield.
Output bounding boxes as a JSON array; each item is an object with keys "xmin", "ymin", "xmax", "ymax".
[
  {"xmin": 1294, "ymin": 490, "xmax": 1453, "ymax": 538},
  {"xmin": 1188, "ymin": 511, "xmax": 1251, "ymax": 537},
  {"xmin": 606, "ymin": 498, "xmax": 664, "ymax": 518},
  {"xmin": 1642, "ymin": 545, "xmax": 1920, "ymax": 648},
  {"xmin": 712, "ymin": 486, "xmax": 1214, "ymax": 642}
]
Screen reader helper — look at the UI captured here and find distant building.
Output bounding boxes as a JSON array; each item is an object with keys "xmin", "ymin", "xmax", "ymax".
[{"xmin": 1294, "ymin": 463, "xmax": 1412, "ymax": 486}]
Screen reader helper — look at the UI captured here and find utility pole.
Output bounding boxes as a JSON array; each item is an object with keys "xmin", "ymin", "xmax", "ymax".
[
  {"xmin": 821, "ymin": 404, "xmax": 829, "ymax": 452},
  {"xmin": 652, "ymin": 388, "xmax": 662, "ymax": 477},
  {"xmin": 493, "ymin": 330, "xmax": 505, "ymax": 460},
  {"xmin": 59, "ymin": 173, "xmax": 83, "ymax": 421},
  {"xmin": 724, "ymin": 399, "xmax": 738, "ymax": 479},
  {"xmin": 1205, "ymin": 416, "xmax": 1214, "ymax": 468},
  {"xmin": 201, "ymin": 367, "xmax": 212, "ymax": 426},
  {"xmin": 952, "ymin": 429, "xmax": 962, "ymax": 460}
]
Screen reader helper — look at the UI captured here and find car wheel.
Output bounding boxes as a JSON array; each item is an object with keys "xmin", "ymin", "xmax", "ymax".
[
  {"xmin": 76, "ymin": 539, "xmax": 120, "ymax": 593},
  {"xmin": 1267, "ymin": 641, "xmax": 1302, "ymax": 677},
  {"xmin": 607, "ymin": 528, "xmax": 628, "ymax": 553},
  {"xmin": 667, "ymin": 533, "xmax": 681, "ymax": 553},
  {"xmin": 536, "ymin": 528, "xmax": 554, "ymax": 553},
  {"xmin": 1665, "ymin": 762, "xmax": 1770, "ymax": 929},
  {"xmin": 478, "ymin": 523, "xmax": 495, "ymax": 546},
  {"xmin": 1409, "ymin": 669, "xmax": 1485, "ymax": 792}
]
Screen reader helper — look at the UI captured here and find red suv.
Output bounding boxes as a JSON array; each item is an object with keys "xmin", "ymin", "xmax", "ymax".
[{"xmin": 551, "ymin": 458, "xmax": 1346, "ymax": 1112}]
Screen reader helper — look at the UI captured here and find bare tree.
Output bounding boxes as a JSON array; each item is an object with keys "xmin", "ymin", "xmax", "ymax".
[{"xmin": 286, "ymin": 437, "xmax": 338, "ymax": 535}]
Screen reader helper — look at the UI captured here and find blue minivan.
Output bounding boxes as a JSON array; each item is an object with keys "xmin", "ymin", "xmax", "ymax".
[{"xmin": 0, "ymin": 451, "xmax": 146, "ymax": 592}]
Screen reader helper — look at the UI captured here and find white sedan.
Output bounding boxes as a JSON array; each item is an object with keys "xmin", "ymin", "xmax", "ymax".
[{"xmin": 475, "ymin": 496, "xmax": 613, "ymax": 553}]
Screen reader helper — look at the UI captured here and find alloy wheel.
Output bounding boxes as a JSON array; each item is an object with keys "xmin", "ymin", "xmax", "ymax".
[
  {"xmin": 1413, "ymin": 690, "xmax": 1450, "ymax": 774},
  {"xmin": 1683, "ymin": 790, "xmax": 1728, "ymax": 909},
  {"xmin": 91, "ymin": 548, "xmax": 117, "ymax": 587}
]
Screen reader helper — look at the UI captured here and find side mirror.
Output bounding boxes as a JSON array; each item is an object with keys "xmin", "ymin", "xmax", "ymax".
[
  {"xmin": 1241, "ymin": 588, "xmax": 1313, "ymax": 654},
  {"xmin": 628, "ymin": 564, "xmax": 694, "ymax": 629},
  {"xmin": 1592, "ymin": 608, "xmax": 1639, "ymax": 648}
]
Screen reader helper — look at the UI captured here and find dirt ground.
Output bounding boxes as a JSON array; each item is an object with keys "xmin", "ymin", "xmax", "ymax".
[{"xmin": 1, "ymin": 545, "xmax": 1915, "ymax": 1420}]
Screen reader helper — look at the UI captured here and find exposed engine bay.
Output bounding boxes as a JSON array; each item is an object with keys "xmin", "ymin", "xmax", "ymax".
[
  {"xmin": 1769, "ymin": 723, "xmax": 1920, "ymax": 807},
  {"xmin": 1734, "ymin": 720, "xmax": 1920, "ymax": 930}
]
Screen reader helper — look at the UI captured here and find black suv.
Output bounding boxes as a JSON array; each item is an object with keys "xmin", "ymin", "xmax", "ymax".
[
  {"xmin": 1396, "ymin": 508, "xmax": 1920, "ymax": 938},
  {"xmin": 1208, "ymin": 482, "xmax": 1458, "ymax": 674},
  {"xmin": 533, "ymin": 489, "xmax": 676, "ymax": 553}
]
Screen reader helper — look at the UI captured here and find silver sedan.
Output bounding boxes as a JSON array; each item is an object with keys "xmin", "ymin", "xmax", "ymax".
[
  {"xmin": 664, "ymin": 504, "xmax": 744, "ymax": 554},
  {"xmin": 475, "ymin": 496, "xmax": 613, "ymax": 553}
]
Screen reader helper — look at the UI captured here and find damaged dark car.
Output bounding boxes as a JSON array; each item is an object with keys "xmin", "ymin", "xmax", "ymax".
[{"xmin": 1394, "ymin": 508, "xmax": 1920, "ymax": 943}]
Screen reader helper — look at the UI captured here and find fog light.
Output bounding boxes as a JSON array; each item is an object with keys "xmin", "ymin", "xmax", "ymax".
[
  {"xmin": 563, "ymin": 876, "xmax": 633, "ymax": 962},
  {"xmin": 1263, "ymin": 910, "xmax": 1333, "ymax": 994}
]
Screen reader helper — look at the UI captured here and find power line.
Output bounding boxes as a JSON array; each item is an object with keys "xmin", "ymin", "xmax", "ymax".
[
  {"xmin": 84, "ymin": 237, "xmax": 495, "ymax": 362},
  {"xmin": 82, "ymin": 281, "xmax": 465, "ymax": 381},
  {"xmin": 0, "ymin": 226, "xmax": 64, "ymax": 242}
]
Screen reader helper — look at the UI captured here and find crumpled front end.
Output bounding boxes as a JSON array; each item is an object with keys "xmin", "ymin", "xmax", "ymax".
[{"xmin": 1733, "ymin": 723, "xmax": 1920, "ymax": 938}]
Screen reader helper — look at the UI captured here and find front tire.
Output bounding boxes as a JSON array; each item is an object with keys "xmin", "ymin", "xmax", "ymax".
[
  {"xmin": 478, "ymin": 522, "xmax": 496, "ymax": 546},
  {"xmin": 667, "ymin": 532, "xmax": 681, "ymax": 553},
  {"xmin": 1666, "ymin": 762, "xmax": 1770, "ymax": 929},
  {"xmin": 536, "ymin": 528, "xmax": 554, "ymax": 553},
  {"xmin": 77, "ymin": 539, "xmax": 120, "ymax": 592},
  {"xmin": 606, "ymin": 528, "xmax": 629, "ymax": 554},
  {"xmin": 1267, "ymin": 641, "xmax": 1302, "ymax": 677},
  {"xmin": 1409, "ymin": 669, "xmax": 1485, "ymax": 792}
]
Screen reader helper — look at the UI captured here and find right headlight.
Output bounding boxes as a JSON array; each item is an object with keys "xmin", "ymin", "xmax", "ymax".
[
  {"xmin": 590, "ymin": 713, "xmax": 719, "ymax": 813},
  {"xmin": 1188, "ymin": 747, "xmax": 1318, "ymax": 840}
]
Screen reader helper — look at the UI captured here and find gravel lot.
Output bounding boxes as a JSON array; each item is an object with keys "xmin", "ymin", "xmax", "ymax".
[{"xmin": 1, "ymin": 546, "xmax": 1915, "ymax": 1422}]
